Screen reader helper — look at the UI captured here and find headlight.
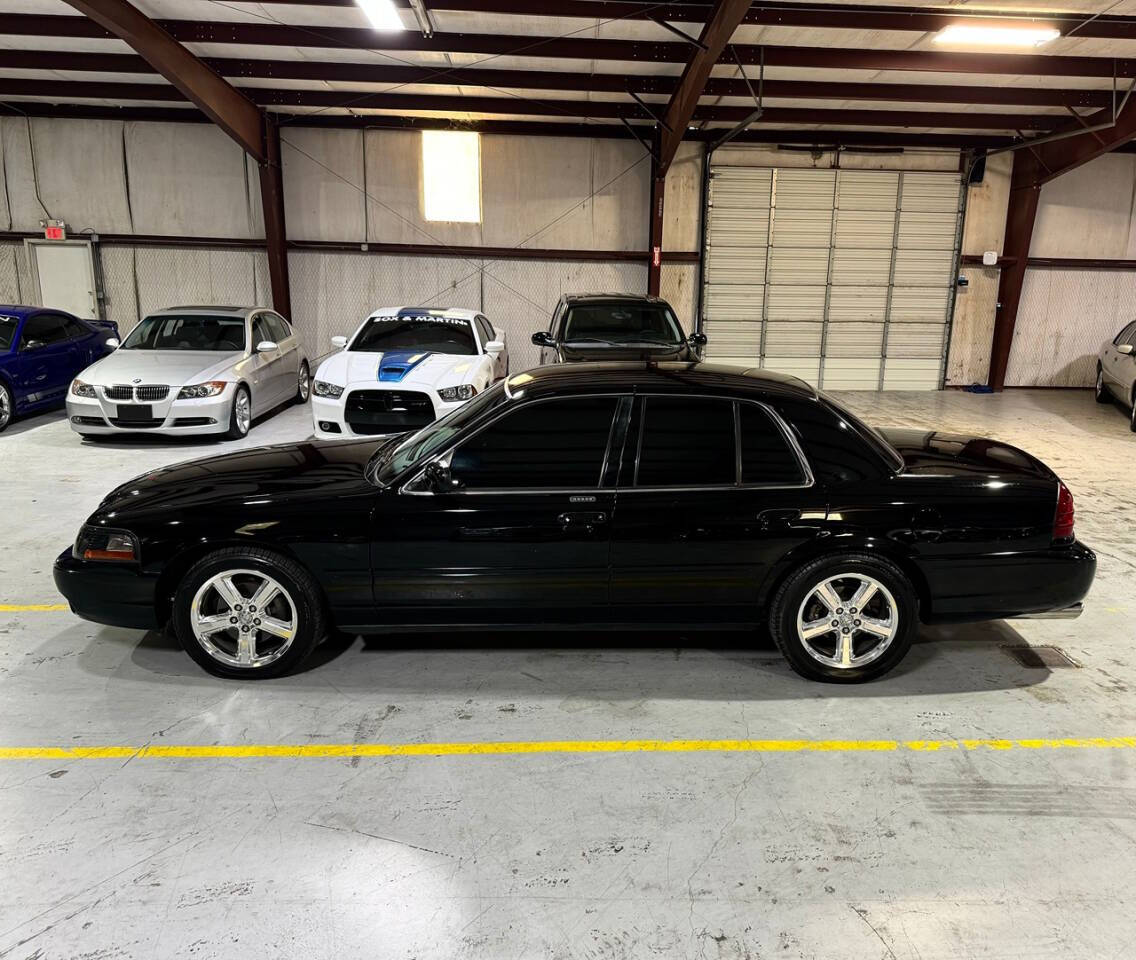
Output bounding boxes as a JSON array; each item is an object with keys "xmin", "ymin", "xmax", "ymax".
[
  {"xmin": 71, "ymin": 379, "xmax": 96, "ymax": 399},
  {"xmin": 314, "ymin": 380, "xmax": 344, "ymax": 399},
  {"xmin": 438, "ymin": 384, "xmax": 477, "ymax": 403},
  {"xmin": 177, "ymin": 381, "xmax": 227, "ymax": 400},
  {"xmin": 73, "ymin": 525, "xmax": 139, "ymax": 562}
]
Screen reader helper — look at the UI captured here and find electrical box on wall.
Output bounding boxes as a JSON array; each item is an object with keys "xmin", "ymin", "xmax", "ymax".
[{"xmin": 957, "ymin": 275, "xmax": 970, "ymax": 288}]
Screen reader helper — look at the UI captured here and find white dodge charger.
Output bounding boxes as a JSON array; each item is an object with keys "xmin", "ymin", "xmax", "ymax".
[{"xmin": 311, "ymin": 307, "xmax": 508, "ymax": 439}]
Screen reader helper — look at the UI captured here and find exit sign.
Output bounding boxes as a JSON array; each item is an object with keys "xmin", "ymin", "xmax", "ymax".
[{"xmin": 41, "ymin": 219, "xmax": 66, "ymax": 241}]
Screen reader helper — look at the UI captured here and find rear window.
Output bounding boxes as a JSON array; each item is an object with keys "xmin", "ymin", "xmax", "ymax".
[
  {"xmin": 740, "ymin": 403, "xmax": 806, "ymax": 485},
  {"xmin": 352, "ymin": 316, "xmax": 477, "ymax": 355}
]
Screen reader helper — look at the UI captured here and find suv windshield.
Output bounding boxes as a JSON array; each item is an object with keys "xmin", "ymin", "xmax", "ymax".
[
  {"xmin": 562, "ymin": 302, "xmax": 684, "ymax": 346},
  {"xmin": 371, "ymin": 381, "xmax": 509, "ymax": 486},
  {"xmin": 0, "ymin": 314, "xmax": 17, "ymax": 351},
  {"xmin": 352, "ymin": 316, "xmax": 477, "ymax": 355},
  {"xmin": 121, "ymin": 314, "xmax": 246, "ymax": 352}
]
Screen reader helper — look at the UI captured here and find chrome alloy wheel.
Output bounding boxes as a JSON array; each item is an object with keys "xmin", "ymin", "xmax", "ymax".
[
  {"xmin": 795, "ymin": 573, "xmax": 899, "ymax": 670},
  {"xmin": 190, "ymin": 569, "xmax": 297, "ymax": 669},
  {"xmin": 0, "ymin": 384, "xmax": 10, "ymax": 430},
  {"xmin": 234, "ymin": 389, "xmax": 251, "ymax": 435},
  {"xmin": 298, "ymin": 363, "xmax": 311, "ymax": 401}
]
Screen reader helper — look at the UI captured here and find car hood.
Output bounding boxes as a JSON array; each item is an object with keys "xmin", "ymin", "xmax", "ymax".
[
  {"xmin": 879, "ymin": 428, "xmax": 1057, "ymax": 481},
  {"xmin": 80, "ymin": 349, "xmax": 245, "ymax": 386},
  {"xmin": 94, "ymin": 438, "xmax": 382, "ymax": 519},
  {"xmin": 317, "ymin": 350, "xmax": 481, "ymax": 389},
  {"xmin": 556, "ymin": 342, "xmax": 696, "ymax": 363}
]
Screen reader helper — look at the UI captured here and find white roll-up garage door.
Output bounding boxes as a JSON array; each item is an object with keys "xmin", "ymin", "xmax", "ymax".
[{"xmin": 702, "ymin": 165, "xmax": 964, "ymax": 390}]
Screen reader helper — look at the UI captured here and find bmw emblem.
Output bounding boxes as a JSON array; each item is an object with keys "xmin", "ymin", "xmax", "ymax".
[{"xmin": 131, "ymin": 378, "xmax": 142, "ymax": 384}]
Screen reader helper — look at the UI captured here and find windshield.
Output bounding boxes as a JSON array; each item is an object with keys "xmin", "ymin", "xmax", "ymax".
[
  {"xmin": 352, "ymin": 316, "xmax": 477, "ymax": 355},
  {"xmin": 562, "ymin": 303, "xmax": 684, "ymax": 346},
  {"xmin": 121, "ymin": 314, "xmax": 247, "ymax": 352},
  {"xmin": 371, "ymin": 381, "xmax": 509, "ymax": 485},
  {"xmin": 0, "ymin": 314, "xmax": 17, "ymax": 351}
]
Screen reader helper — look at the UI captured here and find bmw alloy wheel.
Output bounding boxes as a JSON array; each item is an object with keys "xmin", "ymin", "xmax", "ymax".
[
  {"xmin": 298, "ymin": 363, "xmax": 311, "ymax": 402},
  {"xmin": 795, "ymin": 573, "xmax": 898, "ymax": 670},
  {"xmin": 235, "ymin": 388, "xmax": 251, "ymax": 434},
  {"xmin": 189, "ymin": 569, "xmax": 297, "ymax": 669}
]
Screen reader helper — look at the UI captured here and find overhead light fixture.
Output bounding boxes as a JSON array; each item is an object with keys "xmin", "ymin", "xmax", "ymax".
[
  {"xmin": 934, "ymin": 24, "xmax": 1059, "ymax": 47},
  {"xmin": 355, "ymin": 0, "xmax": 406, "ymax": 31}
]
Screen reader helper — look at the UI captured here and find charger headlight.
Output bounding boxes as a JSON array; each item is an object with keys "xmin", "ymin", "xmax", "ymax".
[
  {"xmin": 438, "ymin": 384, "xmax": 477, "ymax": 403},
  {"xmin": 73, "ymin": 525, "xmax": 139, "ymax": 562},
  {"xmin": 178, "ymin": 381, "xmax": 227, "ymax": 399},
  {"xmin": 314, "ymin": 380, "xmax": 344, "ymax": 399},
  {"xmin": 71, "ymin": 379, "xmax": 96, "ymax": 399}
]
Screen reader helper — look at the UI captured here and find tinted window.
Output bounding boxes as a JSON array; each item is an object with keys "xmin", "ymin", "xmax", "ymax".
[
  {"xmin": 636, "ymin": 396, "xmax": 736, "ymax": 487},
  {"xmin": 19, "ymin": 314, "xmax": 67, "ymax": 350},
  {"xmin": 267, "ymin": 313, "xmax": 292, "ymax": 342},
  {"xmin": 562, "ymin": 302, "xmax": 684, "ymax": 346},
  {"xmin": 740, "ymin": 404, "xmax": 805, "ymax": 485},
  {"xmin": 252, "ymin": 314, "xmax": 274, "ymax": 346},
  {"xmin": 0, "ymin": 314, "xmax": 17, "ymax": 351},
  {"xmin": 61, "ymin": 316, "xmax": 88, "ymax": 339},
  {"xmin": 450, "ymin": 397, "xmax": 617, "ymax": 489},
  {"xmin": 352, "ymin": 316, "xmax": 477, "ymax": 355},
  {"xmin": 121, "ymin": 314, "xmax": 247, "ymax": 352}
]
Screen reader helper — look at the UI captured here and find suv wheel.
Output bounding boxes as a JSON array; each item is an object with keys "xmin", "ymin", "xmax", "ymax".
[
  {"xmin": 173, "ymin": 547, "xmax": 326, "ymax": 679},
  {"xmin": 769, "ymin": 553, "xmax": 917, "ymax": 683}
]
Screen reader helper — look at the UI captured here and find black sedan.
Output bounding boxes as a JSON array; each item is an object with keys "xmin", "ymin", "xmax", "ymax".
[{"xmin": 54, "ymin": 362, "xmax": 1095, "ymax": 683}]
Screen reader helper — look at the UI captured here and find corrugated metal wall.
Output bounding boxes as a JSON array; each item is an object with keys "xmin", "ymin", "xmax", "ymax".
[{"xmin": 702, "ymin": 164, "xmax": 963, "ymax": 390}]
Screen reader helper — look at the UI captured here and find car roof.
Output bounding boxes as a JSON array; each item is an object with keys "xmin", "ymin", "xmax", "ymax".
[
  {"xmin": 561, "ymin": 293, "xmax": 670, "ymax": 306},
  {"xmin": 149, "ymin": 306, "xmax": 264, "ymax": 318},
  {"xmin": 367, "ymin": 306, "xmax": 481, "ymax": 321},
  {"xmin": 0, "ymin": 304, "xmax": 77, "ymax": 321},
  {"xmin": 506, "ymin": 361, "xmax": 818, "ymax": 402}
]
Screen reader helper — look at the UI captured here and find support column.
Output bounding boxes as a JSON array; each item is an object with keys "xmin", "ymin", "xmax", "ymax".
[
  {"xmin": 987, "ymin": 152, "xmax": 1041, "ymax": 391},
  {"xmin": 648, "ymin": 170, "xmax": 665, "ymax": 296},
  {"xmin": 257, "ymin": 115, "xmax": 291, "ymax": 319}
]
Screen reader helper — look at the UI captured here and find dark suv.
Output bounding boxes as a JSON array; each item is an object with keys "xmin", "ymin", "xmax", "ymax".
[{"xmin": 531, "ymin": 293, "xmax": 707, "ymax": 364}]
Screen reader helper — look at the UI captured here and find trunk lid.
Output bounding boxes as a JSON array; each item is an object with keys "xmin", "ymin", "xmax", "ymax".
[{"xmin": 879, "ymin": 428, "xmax": 1057, "ymax": 482}]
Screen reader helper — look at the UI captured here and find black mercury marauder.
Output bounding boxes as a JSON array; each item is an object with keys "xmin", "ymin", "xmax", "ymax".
[{"xmin": 54, "ymin": 362, "xmax": 1095, "ymax": 682}]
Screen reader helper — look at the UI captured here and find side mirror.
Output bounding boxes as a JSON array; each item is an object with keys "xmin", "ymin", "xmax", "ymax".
[
  {"xmin": 255, "ymin": 340, "xmax": 278, "ymax": 353},
  {"xmin": 331, "ymin": 335, "xmax": 348, "ymax": 349},
  {"xmin": 531, "ymin": 331, "xmax": 555, "ymax": 348},
  {"xmin": 688, "ymin": 331, "xmax": 708, "ymax": 347},
  {"xmin": 105, "ymin": 337, "xmax": 120, "ymax": 350},
  {"xmin": 485, "ymin": 339, "xmax": 505, "ymax": 354},
  {"xmin": 424, "ymin": 461, "xmax": 462, "ymax": 493},
  {"xmin": 1119, "ymin": 343, "xmax": 1134, "ymax": 355}
]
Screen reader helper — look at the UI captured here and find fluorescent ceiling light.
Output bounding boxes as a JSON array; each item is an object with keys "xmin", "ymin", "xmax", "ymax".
[
  {"xmin": 934, "ymin": 24, "xmax": 1060, "ymax": 47},
  {"xmin": 356, "ymin": 0, "xmax": 406, "ymax": 31}
]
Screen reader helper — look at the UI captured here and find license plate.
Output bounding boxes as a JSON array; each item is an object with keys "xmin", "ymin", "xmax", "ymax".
[{"xmin": 115, "ymin": 404, "xmax": 154, "ymax": 421}]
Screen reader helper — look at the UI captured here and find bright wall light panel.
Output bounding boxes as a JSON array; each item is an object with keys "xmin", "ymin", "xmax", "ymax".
[
  {"xmin": 422, "ymin": 131, "xmax": 483, "ymax": 223},
  {"xmin": 934, "ymin": 24, "xmax": 1060, "ymax": 47},
  {"xmin": 356, "ymin": 0, "xmax": 405, "ymax": 31}
]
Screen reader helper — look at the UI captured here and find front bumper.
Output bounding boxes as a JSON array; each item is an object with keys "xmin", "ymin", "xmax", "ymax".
[
  {"xmin": 312, "ymin": 390, "xmax": 464, "ymax": 440},
  {"xmin": 66, "ymin": 384, "xmax": 235, "ymax": 437},
  {"xmin": 53, "ymin": 548, "xmax": 160, "ymax": 630}
]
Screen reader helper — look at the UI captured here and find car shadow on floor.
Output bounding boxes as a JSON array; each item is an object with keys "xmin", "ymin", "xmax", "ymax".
[{"xmin": 104, "ymin": 617, "xmax": 1053, "ymax": 700}]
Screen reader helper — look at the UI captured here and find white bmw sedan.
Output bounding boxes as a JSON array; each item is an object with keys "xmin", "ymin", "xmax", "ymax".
[
  {"xmin": 311, "ymin": 307, "xmax": 508, "ymax": 440},
  {"xmin": 66, "ymin": 306, "xmax": 310, "ymax": 440}
]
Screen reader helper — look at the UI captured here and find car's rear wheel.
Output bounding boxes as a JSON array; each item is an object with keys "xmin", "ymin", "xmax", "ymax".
[
  {"xmin": 295, "ymin": 361, "xmax": 311, "ymax": 404},
  {"xmin": 225, "ymin": 385, "xmax": 251, "ymax": 440},
  {"xmin": 173, "ymin": 547, "xmax": 326, "ymax": 679},
  {"xmin": 769, "ymin": 553, "xmax": 917, "ymax": 683},
  {"xmin": 0, "ymin": 382, "xmax": 11, "ymax": 433},
  {"xmin": 1129, "ymin": 392, "xmax": 1136, "ymax": 433},
  {"xmin": 1095, "ymin": 365, "xmax": 1110, "ymax": 403}
]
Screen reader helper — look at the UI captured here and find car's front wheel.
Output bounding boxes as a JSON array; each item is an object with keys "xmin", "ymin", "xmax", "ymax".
[
  {"xmin": 225, "ymin": 385, "xmax": 251, "ymax": 440},
  {"xmin": 0, "ymin": 381, "xmax": 11, "ymax": 433},
  {"xmin": 768, "ymin": 553, "xmax": 917, "ymax": 683},
  {"xmin": 173, "ymin": 547, "xmax": 326, "ymax": 679},
  {"xmin": 1095, "ymin": 365, "xmax": 1110, "ymax": 403}
]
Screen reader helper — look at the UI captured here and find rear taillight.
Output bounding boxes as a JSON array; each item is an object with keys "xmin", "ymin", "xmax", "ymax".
[{"xmin": 1054, "ymin": 481, "xmax": 1075, "ymax": 540}]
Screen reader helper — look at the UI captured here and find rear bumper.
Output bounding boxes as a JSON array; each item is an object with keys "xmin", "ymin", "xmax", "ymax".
[
  {"xmin": 52, "ymin": 549, "xmax": 160, "ymax": 630},
  {"xmin": 919, "ymin": 540, "xmax": 1096, "ymax": 624}
]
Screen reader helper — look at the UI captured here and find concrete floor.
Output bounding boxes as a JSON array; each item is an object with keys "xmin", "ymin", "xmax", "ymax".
[{"xmin": 2, "ymin": 388, "xmax": 1136, "ymax": 959}]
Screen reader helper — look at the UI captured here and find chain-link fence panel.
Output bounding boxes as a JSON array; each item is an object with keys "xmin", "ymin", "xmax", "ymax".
[
  {"xmin": 0, "ymin": 240, "xmax": 27, "ymax": 304},
  {"xmin": 660, "ymin": 263, "xmax": 698, "ymax": 335}
]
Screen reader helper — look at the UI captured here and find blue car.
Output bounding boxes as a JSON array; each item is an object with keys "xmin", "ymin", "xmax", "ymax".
[{"xmin": 0, "ymin": 306, "xmax": 119, "ymax": 432}]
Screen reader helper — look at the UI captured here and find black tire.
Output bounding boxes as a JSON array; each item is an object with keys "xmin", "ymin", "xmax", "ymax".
[
  {"xmin": 173, "ymin": 546, "xmax": 326, "ymax": 679},
  {"xmin": 295, "ymin": 361, "xmax": 311, "ymax": 405},
  {"xmin": 0, "ymin": 381, "xmax": 11, "ymax": 433},
  {"xmin": 224, "ymin": 385, "xmax": 251, "ymax": 440},
  {"xmin": 1130, "ymin": 392, "xmax": 1136, "ymax": 433},
  {"xmin": 1095, "ymin": 365, "xmax": 1110, "ymax": 403},
  {"xmin": 768, "ymin": 552, "xmax": 918, "ymax": 683}
]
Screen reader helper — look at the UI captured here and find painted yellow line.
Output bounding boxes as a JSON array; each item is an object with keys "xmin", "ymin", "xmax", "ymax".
[
  {"xmin": 0, "ymin": 603, "xmax": 69, "ymax": 612},
  {"xmin": 2, "ymin": 737, "xmax": 1136, "ymax": 761}
]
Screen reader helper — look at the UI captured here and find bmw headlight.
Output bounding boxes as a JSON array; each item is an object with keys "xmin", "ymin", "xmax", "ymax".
[
  {"xmin": 74, "ymin": 524, "xmax": 139, "ymax": 562},
  {"xmin": 177, "ymin": 381, "xmax": 227, "ymax": 399},
  {"xmin": 71, "ymin": 379, "xmax": 96, "ymax": 398},
  {"xmin": 438, "ymin": 384, "xmax": 477, "ymax": 403},
  {"xmin": 314, "ymin": 380, "xmax": 344, "ymax": 399}
]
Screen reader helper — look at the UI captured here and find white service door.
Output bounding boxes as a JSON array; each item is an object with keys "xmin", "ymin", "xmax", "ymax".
[{"xmin": 27, "ymin": 241, "xmax": 97, "ymax": 319}]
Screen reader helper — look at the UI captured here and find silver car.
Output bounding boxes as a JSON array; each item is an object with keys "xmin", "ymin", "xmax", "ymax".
[
  {"xmin": 1096, "ymin": 319, "xmax": 1136, "ymax": 430},
  {"xmin": 66, "ymin": 306, "xmax": 310, "ymax": 439}
]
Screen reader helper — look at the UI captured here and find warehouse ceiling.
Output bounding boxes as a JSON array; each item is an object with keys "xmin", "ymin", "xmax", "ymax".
[{"xmin": 4, "ymin": 0, "xmax": 1136, "ymax": 149}]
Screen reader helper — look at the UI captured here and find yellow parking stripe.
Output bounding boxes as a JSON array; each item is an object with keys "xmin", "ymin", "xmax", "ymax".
[
  {"xmin": 2, "ymin": 737, "xmax": 1135, "ymax": 761},
  {"xmin": 0, "ymin": 604, "xmax": 69, "ymax": 612}
]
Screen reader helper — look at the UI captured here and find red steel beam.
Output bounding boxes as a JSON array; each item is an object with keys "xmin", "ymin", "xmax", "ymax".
[{"xmin": 4, "ymin": 14, "xmax": 1136, "ymax": 77}]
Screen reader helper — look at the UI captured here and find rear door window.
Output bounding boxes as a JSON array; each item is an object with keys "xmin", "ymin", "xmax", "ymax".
[
  {"xmin": 19, "ymin": 314, "xmax": 67, "ymax": 350},
  {"xmin": 739, "ymin": 403, "xmax": 806, "ymax": 485},
  {"xmin": 636, "ymin": 396, "xmax": 736, "ymax": 487}
]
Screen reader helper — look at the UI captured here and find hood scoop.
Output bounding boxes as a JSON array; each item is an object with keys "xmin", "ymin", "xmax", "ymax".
[{"xmin": 378, "ymin": 351, "xmax": 432, "ymax": 383}]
